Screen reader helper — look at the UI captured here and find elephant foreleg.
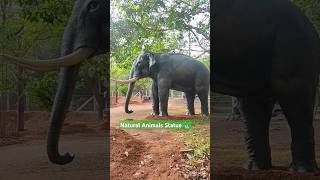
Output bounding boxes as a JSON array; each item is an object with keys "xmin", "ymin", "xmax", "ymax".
[
  {"xmin": 158, "ymin": 85, "xmax": 169, "ymax": 116},
  {"xmin": 151, "ymin": 80, "xmax": 159, "ymax": 116},
  {"xmin": 239, "ymin": 96, "xmax": 275, "ymax": 170}
]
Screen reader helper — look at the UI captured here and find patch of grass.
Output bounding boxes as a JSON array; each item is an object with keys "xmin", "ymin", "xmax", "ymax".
[
  {"xmin": 177, "ymin": 127, "xmax": 210, "ymax": 165},
  {"xmin": 192, "ymin": 118, "xmax": 210, "ymax": 126}
]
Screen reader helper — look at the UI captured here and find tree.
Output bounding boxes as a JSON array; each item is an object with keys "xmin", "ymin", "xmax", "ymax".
[{"xmin": 110, "ymin": 0, "xmax": 210, "ymax": 96}]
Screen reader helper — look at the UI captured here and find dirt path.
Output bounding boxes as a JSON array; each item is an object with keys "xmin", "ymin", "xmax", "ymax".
[
  {"xmin": 0, "ymin": 98, "xmax": 205, "ymax": 180},
  {"xmin": 0, "ymin": 135, "xmax": 106, "ymax": 180},
  {"xmin": 0, "ymin": 112, "xmax": 107, "ymax": 180},
  {"xmin": 110, "ymin": 99, "xmax": 203, "ymax": 180}
]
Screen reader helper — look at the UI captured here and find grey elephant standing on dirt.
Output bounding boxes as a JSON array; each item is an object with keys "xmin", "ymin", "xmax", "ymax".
[
  {"xmin": 122, "ymin": 51, "xmax": 209, "ymax": 116},
  {"xmin": 0, "ymin": 0, "xmax": 107, "ymax": 165},
  {"xmin": 213, "ymin": 0, "xmax": 320, "ymax": 172}
]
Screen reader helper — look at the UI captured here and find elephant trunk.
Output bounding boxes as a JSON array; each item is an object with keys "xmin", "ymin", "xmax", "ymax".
[
  {"xmin": 47, "ymin": 17, "xmax": 82, "ymax": 164},
  {"xmin": 125, "ymin": 67, "xmax": 136, "ymax": 114},
  {"xmin": 47, "ymin": 65, "xmax": 79, "ymax": 164}
]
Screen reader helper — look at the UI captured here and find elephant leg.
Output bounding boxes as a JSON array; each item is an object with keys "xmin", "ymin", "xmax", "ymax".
[
  {"xmin": 185, "ymin": 92, "xmax": 195, "ymax": 115},
  {"xmin": 151, "ymin": 80, "xmax": 159, "ymax": 116},
  {"xmin": 278, "ymin": 94, "xmax": 319, "ymax": 172},
  {"xmin": 238, "ymin": 96, "xmax": 275, "ymax": 170},
  {"xmin": 158, "ymin": 86, "xmax": 169, "ymax": 116},
  {"xmin": 197, "ymin": 90, "xmax": 209, "ymax": 116}
]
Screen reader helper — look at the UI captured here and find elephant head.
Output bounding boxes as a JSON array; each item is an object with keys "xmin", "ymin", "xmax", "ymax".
[
  {"xmin": 0, "ymin": 0, "xmax": 107, "ymax": 165},
  {"xmin": 124, "ymin": 51, "xmax": 157, "ymax": 113}
]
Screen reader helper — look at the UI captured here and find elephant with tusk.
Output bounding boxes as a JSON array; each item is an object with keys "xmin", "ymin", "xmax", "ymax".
[
  {"xmin": 0, "ymin": 0, "xmax": 107, "ymax": 165},
  {"xmin": 0, "ymin": 48, "xmax": 94, "ymax": 71},
  {"xmin": 123, "ymin": 51, "xmax": 210, "ymax": 116}
]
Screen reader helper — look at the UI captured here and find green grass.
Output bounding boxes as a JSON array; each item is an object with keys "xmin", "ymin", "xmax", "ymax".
[{"xmin": 177, "ymin": 126, "xmax": 210, "ymax": 165}]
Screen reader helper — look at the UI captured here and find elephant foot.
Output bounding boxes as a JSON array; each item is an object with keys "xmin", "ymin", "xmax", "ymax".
[
  {"xmin": 150, "ymin": 112, "xmax": 159, "ymax": 116},
  {"xmin": 159, "ymin": 112, "xmax": 168, "ymax": 117},
  {"xmin": 201, "ymin": 113, "xmax": 209, "ymax": 117},
  {"xmin": 186, "ymin": 112, "xmax": 195, "ymax": 116},
  {"xmin": 226, "ymin": 114, "xmax": 242, "ymax": 121},
  {"xmin": 289, "ymin": 161, "xmax": 319, "ymax": 173},
  {"xmin": 243, "ymin": 159, "xmax": 272, "ymax": 170}
]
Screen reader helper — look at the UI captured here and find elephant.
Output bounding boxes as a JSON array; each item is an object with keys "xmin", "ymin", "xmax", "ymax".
[
  {"xmin": 213, "ymin": 0, "xmax": 320, "ymax": 172},
  {"xmin": 123, "ymin": 51, "xmax": 209, "ymax": 116},
  {"xmin": 0, "ymin": 0, "xmax": 107, "ymax": 165}
]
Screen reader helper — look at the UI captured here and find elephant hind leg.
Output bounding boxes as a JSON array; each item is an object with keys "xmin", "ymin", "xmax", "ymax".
[
  {"xmin": 196, "ymin": 89, "xmax": 209, "ymax": 116},
  {"xmin": 278, "ymin": 92, "xmax": 319, "ymax": 172},
  {"xmin": 185, "ymin": 92, "xmax": 195, "ymax": 115},
  {"xmin": 238, "ymin": 96, "xmax": 275, "ymax": 170}
]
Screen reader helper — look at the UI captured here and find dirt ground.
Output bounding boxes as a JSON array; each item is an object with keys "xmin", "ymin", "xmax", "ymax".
[
  {"xmin": 110, "ymin": 96, "xmax": 209, "ymax": 180},
  {"xmin": 0, "ymin": 96, "xmax": 209, "ymax": 180},
  {"xmin": 212, "ymin": 117, "xmax": 320, "ymax": 180},
  {"xmin": 0, "ymin": 111, "xmax": 107, "ymax": 180}
]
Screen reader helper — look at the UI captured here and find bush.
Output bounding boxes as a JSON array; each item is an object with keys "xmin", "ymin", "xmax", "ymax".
[{"xmin": 26, "ymin": 72, "xmax": 57, "ymax": 110}]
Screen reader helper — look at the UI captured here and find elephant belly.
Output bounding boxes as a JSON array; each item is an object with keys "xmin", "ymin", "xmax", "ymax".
[
  {"xmin": 171, "ymin": 83, "xmax": 194, "ymax": 93},
  {"xmin": 212, "ymin": 74, "xmax": 271, "ymax": 97}
]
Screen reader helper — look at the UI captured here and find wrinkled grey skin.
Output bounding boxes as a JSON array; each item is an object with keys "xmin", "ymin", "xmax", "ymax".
[
  {"xmin": 125, "ymin": 52, "xmax": 209, "ymax": 116},
  {"xmin": 47, "ymin": 0, "xmax": 107, "ymax": 165},
  {"xmin": 213, "ymin": 0, "xmax": 320, "ymax": 172},
  {"xmin": 226, "ymin": 98, "xmax": 285, "ymax": 121}
]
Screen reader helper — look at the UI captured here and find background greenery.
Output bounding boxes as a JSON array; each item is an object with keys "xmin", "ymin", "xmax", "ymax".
[
  {"xmin": 0, "ymin": 0, "xmax": 107, "ymax": 110},
  {"xmin": 0, "ymin": 0, "xmax": 319, "ymax": 109},
  {"xmin": 110, "ymin": 0, "xmax": 210, "ymax": 96}
]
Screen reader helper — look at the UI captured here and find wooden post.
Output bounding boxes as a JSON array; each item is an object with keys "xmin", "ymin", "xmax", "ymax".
[
  {"xmin": 115, "ymin": 81, "xmax": 118, "ymax": 104},
  {"xmin": 0, "ymin": 94, "xmax": 5, "ymax": 137},
  {"xmin": 6, "ymin": 93, "xmax": 9, "ymax": 112},
  {"xmin": 89, "ymin": 77, "xmax": 103, "ymax": 121},
  {"xmin": 17, "ymin": 66, "xmax": 25, "ymax": 131}
]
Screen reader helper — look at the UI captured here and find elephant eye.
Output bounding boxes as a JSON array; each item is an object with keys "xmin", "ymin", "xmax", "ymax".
[{"xmin": 88, "ymin": 1, "xmax": 100, "ymax": 12}]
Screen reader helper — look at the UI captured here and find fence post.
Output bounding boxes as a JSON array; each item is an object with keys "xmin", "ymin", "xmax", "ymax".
[
  {"xmin": 0, "ymin": 94, "xmax": 5, "ymax": 137},
  {"xmin": 17, "ymin": 66, "xmax": 25, "ymax": 131},
  {"xmin": 115, "ymin": 81, "xmax": 118, "ymax": 104},
  {"xmin": 6, "ymin": 93, "xmax": 9, "ymax": 112}
]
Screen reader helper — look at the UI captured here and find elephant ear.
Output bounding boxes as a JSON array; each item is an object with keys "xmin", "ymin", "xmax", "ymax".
[{"xmin": 148, "ymin": 53, "xmax": 157, "ymax": 72}]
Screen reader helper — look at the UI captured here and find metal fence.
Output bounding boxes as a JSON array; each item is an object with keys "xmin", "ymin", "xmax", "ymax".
[
  {"xmin": 212, "ymin": 92, "xmax": 320, "ymax": 120},
  {"xmin": 212, "ymin": 93, "xmax": 232, "ymax": 117}
]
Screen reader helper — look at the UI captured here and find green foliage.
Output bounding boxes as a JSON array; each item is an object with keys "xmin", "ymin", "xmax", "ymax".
[
  {"xmin": 25, "ymin": 72, "xmax": 57, "ymax": 110},
  {"xmin": 17, "ymin": 0, "xmax": 72, "ymax": 24},
  {"xmin": 111, "ymin": 0, "xmax": 210, "ymax": 93},
  {"xmin": 291, "ymin": 0, "xmax": 320, "ymax": 34},
  {"xmin": 200, "ymin": 57, "xmax": 210, "ymax": 70},
  {"xmin": 0, "ymin": 1, "xmax": 110, "ymax": 109},
  {"xmin": 117, "ymin": 84, "xmax": 128, "ymax": 96},
  {"xmin": 0, "ymin": 1, "xmax": 70, "ymax": 108}
]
